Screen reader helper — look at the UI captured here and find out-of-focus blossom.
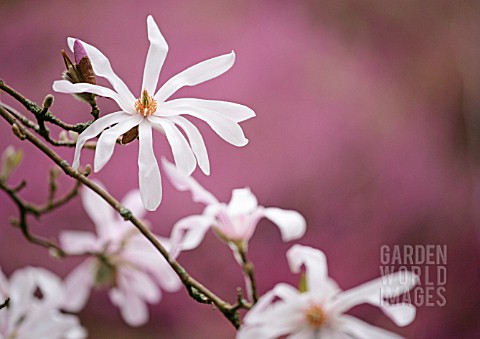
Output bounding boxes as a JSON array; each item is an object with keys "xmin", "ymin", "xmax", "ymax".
[
  {"xmin": 0, "ymin": 145, "xmax": 23, "ymax": 182},
  {"xmin": 0, "ymin": 266, "xmax": 86, "ymax": 339},
  {"xmin": 53, "ymin": 15, "xmax": 255, "ymax": 211},
  {"xmin": 162, "ymin": 159, "xmax": 306, "ymax": 258},
  {"xmin": 59, "ymin": 181, "xmax": 181, "ymax": 326},
  {"xmin": 237, "ymin": 244, "xmax": 418, "ymax": 339}
]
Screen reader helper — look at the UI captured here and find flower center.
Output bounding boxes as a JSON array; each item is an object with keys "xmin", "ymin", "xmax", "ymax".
[
  {"xmin": 135, "ymin": 89, "xmax": 157, "ymax": 117},
  {"xmin": 305, "ymin": 304, "xmax": 326, "ymax": 329}
]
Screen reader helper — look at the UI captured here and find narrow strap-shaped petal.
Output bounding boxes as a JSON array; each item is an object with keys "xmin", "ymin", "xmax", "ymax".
[
  {"xmin": 138, "ymin": 120, "xmax": 162, "ymax": 211},
  {"xmin": 227, "ymin": 188, "xmax": 258, "ymax": 217},
  {"xmin": 142, "ymin": 15, "xmax": 168, "ymax": 94},
  {"xmin": 157, "ymin": 105, "xmax": 249, "ymax": 146},
  {"xmin": 169, "ymin": 214, "xmax": 214, "ymax": 259},
  {"xmin": 168, "ymin": 116, "xmax": 210, "ymax": 175},
  {"xmin": 120, "ymin": 189, "xmax": 147, "ymax": 221},
  {"xmin": 59, "ymin": 231, "xmax": 99, "ymax": 254},
  {"xmin": 149, "ymin": 116, "xmax": 196, "ymax": 175},
  {"xmin": 53, "ymin": 80, "xmax": 134, "ymax": 113},
  {"xmin": 161, "ymin": 157, "xmax": 218, "ymax": 205},
  {"xmin": 62, "ymin": 258, "xmax": 96, "ymax": 312},
  {"xmin": 155, "ymin": 51, "xmax": 235, "ymax": 102},
  {"xmin": 72, "ymin": 111, "xmax": 130, "ymax": 169},
  {"xmin": 287, "ymin": 245, "xmax": 329, "ymax": 293},
  {"xmin": 67, "ymin": 37, "xmax": 136, "ymax": 104},
  {"xmin": 339, "ymin": 315, "xmax": 404, "ymax": 339},
  {"xmin": 94, "ymin": 115, "xmax": 143, "ymax": 171},
  {"xmin": 242, "ymin": 283, "xmax": 300, "ymax": 324},
  {"xmin": 262, "ymin": 207, "xmax": 306, "ymax": 242},
  {"xmin": 81, "ymin": 180, "xmax": 116, "ymax": 237},
  {"xmin": 164, "ymin": 98, "xmax": 255, "ymax": 122},
  {"xmin": 330, "ymin": 271, "xmax": 418, "ymax": 326}
]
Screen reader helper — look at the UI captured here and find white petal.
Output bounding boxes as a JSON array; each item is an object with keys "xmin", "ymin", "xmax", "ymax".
[
  {"xmin": 138, "ymin": 120, "xmax": 162, "ymax": 211},
  {"xmin": 339, "ymin": 315, "xmax": 404, "ymax": 339},
  {"xmin": 121, "ymin": 268, "xmax": 160, "ymax": 304},
  {"xmin": 158, "ymin": 105, "xmax": 249, "ymax": 146},
  {"xmin": 164, "ymin": 98, "xmax": 255, "ymax": 122},
  {"xmin": 169, "ymin": 116, "xmax": 210, "ymax": 175},
  {"xmin": 29, "ymin": 267, "xmax": 65, "ymax": 307},
  {"xmin": 72, "ymin": 111, "xmax": 130, "ymax": 169},
  {"xmin": 59, "ymin": 231, "xmax": 99, "ymax": 254},
  {"xmin": 53, "ymin": 80, "xmax": 134, "ymax": 113},
  {"xmin": 112, "ymin": 276, "xmax": 149, "ymax": 326},
  {"xmin": 227, "ymin": 188, "xmax": 258, "ymax": 217},
  {"xmin": 155, "ymin": 51, "xmax": 235, "ymax": 102},
  {"xmin": 81, "ymin": 180, "xmax": 116, "ymax": 237},
  {"xmin": 262, "ymin": 208, "xmax": 306, "ymax": 242},
  {"xmin": 169, "ymin": 214, "xmax": 213, "ymax": 258},
  {"xmin": 67, "ymin": 37, "xmax": 136, "ymax": 104},
  {"xmin": 94, "ymin": 115, "xmax": 143, "ymax": 171},
  {"xmin": 142, "ymin": 15, "xmax": 168, "ymax": 94},
  {"xmin": 330, "ymin": 271, "xmax": 418, "ymax": 326},
  {"xmin": 149, "ymin": 117, "xmax": 196, "ymax": 175},
  {"xmin": 161, "ymin": 157, "xmax": 218, "ymax": 205},
  {"xmin": 287, "ymin": 245, "xmax": 329, "ymax": 293},
  {"xmin": 62, "ymin": 259, "xmax": 96, "ymax": 312}
]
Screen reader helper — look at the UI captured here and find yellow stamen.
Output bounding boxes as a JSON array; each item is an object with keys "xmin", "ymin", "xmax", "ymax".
[
  {"xmin": 135, "ymin": 90, "xmax": 157, "ymax": 117},
  {"xmin": 305, "ymin": 304, "xmax": 326, "ymax": 329}
]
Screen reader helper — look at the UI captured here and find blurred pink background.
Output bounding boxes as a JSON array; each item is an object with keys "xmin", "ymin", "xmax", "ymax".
[{"xmin": 1, "ymin": 0, "xmax": 480, "ymax": 338}]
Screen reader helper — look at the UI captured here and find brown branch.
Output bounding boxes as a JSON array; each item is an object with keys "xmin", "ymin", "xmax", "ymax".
[{"xmin": 0, "ymin": 104, "xmax": 245, "ymax": 328}]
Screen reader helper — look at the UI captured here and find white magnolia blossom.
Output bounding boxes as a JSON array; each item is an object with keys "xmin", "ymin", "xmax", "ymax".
[
  {"xmin": 0, "ymin": 266, "xmax": 86, "ymax": 339},
  {"xmin": 162, "ymin": 158, "xmax": 306, "ymax": 258},
  {"xmin": 238, "ymin": 244, "xmax": 419, "ymax": 339},
  {"xmin": 59, "ymin": 181, "xmax": 181, "ymax": 326},
  {"xmin": 53, "ymin": 15, "xmax": 255, "ymax": 211}
]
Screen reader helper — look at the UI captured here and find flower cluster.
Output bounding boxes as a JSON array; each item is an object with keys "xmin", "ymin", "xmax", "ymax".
[
  {"xmin": 59, "ymin": 181, "xmax": 181, "ymax": 326},
  {"xmin": 0, "ymin": 267, "xmax": 86, "ymax": 339}
]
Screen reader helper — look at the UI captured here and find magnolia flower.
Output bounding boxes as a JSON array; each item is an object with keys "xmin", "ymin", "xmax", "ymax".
[
  {"xmin": 59, "ymin": 182, "xmax": 181, "ymax": 326},
  {"xmin": 162, "ymin": 158, "xmax": 306, "ymax": 258},
  {"xmin": 0, "ymin": 266, "xmax": 86, "ymax": 339},
  {"xmin": 238, "ymin": 245, "xmax": 419, "ymax": 339},
  {"xmin": 53, "ymin": 15, "xmax": 255, "ymax": 211}
]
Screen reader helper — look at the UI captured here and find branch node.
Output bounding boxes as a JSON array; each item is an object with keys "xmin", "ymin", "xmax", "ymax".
[
  {"xmin": 119, "ymin": 207, "xmax": 132, "ymax": 220},
  {"xmin": 12, "ymin": 123, "xmax": 26, "ymax": 140}
]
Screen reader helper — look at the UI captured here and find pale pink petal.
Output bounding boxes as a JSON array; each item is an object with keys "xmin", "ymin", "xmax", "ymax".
[
  {"xmin": 125, "ymin": 240, "xmax": 181, "ymax": 292},
  {"xmin": 138, "ymin": 120, "xmax": 162, "ymax": 211},
  {"xmin": 288, "ymin": 327, "xmax": 316, "ymax": 339},
  {"xmin": 142, "ymin": 15, "xmax": 168, "ymax": 94},
  {"xmin": 158, "ymin": 105, "xmax": 249, "ymax": 146},
  {"xmin": 169, "ymin": 214, "xmax": 214, "ymax": 258},
  {"xmin": 155, "ymin": 51, "xmax": 235, "ymax": 102},
  {"xmin": 287, "ymin": 245, "xmax": 329, "ymax": 293},
  {"xmin": 52, "ymin": 80, "xmax": 134, "ymax": 113},
  {"xmin": 59, "ymin": 231, "xmax": 98, "ymax": 254},
  {"xmin": 81, "ymin": 180, "xmax": 116, "ymax": 238},
  {"xmin": 161, "ymin": 157, "xmax": 218, "ymax": 205},
  {"xmin": 62, "ymin": 259, "xmax": 96, "ymax": 312},
  {"xmin": 164, "ymin": 98, "xmax": 255, "ymax": 122},
  {"xmin": 120, "ymin": 189, "xmax": 147, "ymax": 221},
  {"xmin": 168, "ymin": 116, "xmax": 210, "ymax": 175},
  {"xmin": 110, "ymin": 277, "xmax": 148, "ymax": 326},
  {"xmin": 67, "ymin": 37, "xmax": 136, "ymax": 104},
  {"xmin": 262, "ymin": 207, "xmax": 306, "ymax": 242},
  {"xmin": 227, "ymin": 188, "xmax": 258, "ymax": 217},
  {"xmin": 339, "ymin": 315, "xmax": 404, "ymax": 339},
  {"xmin": 72, "ymin": 111, "xmax": 130, "ymax": 169},
  {"xmin": 330, "ymin": 272, "xmax": 418, "ymax": 326},
  {"xmin": 149, "ymin": 117, "xmax": 196, "ymax": 175},
  {"xmin": 120, "ymin": 268, "xmax": 160, "ymax": 304},
  {"xmin": 94, "ymin": 115, "xmax": 143, "ymax": 171}
]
